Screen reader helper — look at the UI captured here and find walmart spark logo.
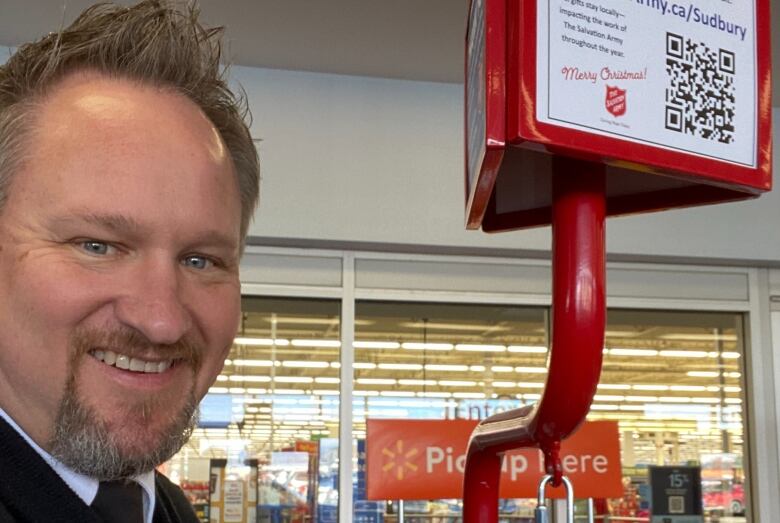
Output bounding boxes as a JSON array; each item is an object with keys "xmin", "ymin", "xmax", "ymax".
[{"xmin": 382, "ymin": 440, "xmax": 419, "ymax": 480}]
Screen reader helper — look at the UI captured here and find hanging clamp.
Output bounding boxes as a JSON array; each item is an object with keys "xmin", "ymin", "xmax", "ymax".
[
  {"xmin": 535, "ymin": 474, "xmax": 575, "ymax": 523},
  {"xmin": 542, "ymin": 440, "xmax": 563, "ymax": 486}
]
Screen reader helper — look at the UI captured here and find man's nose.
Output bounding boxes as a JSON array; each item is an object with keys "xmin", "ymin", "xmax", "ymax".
[{"xmin": 113, "ymin": 258, "xmax": 193, "ymax": 345}]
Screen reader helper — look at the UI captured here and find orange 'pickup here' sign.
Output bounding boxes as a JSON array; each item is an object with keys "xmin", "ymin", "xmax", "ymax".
[{"xmin": 366, "ymin": 419, "xmax": 622, "ymax": 500}]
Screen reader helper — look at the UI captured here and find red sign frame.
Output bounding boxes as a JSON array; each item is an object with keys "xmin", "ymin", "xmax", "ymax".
[{"xmin": 465, "ymin": 0, "xmax": 772, "ymax": 232}]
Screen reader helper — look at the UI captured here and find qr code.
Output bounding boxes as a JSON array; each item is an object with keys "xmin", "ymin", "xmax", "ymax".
[
  {"xmin": 665, "ymin": 32, "xmax": 735, "ymax": 144},
  {"xmin": 668, "ymin": 495, "xmax": 685, "ymax": 514}
]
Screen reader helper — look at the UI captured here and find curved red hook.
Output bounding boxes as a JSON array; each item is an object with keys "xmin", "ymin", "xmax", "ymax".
[{"xmin": 462, "ymin": 157, "xmax": 606, "ymax": 522}]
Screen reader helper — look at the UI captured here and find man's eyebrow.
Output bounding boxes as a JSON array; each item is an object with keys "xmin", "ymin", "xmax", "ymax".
[
  {"xmin": 54, "ymin": 211, "xmax": 240, "ymax": 252},
  {"xmin": 187, "ymin": 231, "xmax": 240, "ymax": 253},
  {"xmin": 54, "ymin": 212, "xmax": 145, "ymax": 234}
]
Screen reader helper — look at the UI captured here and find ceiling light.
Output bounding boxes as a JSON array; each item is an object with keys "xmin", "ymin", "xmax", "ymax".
[
  {"xmin": 314, "ymin": 377, "xmax": 340, "ymax": 384},
  {"xmin": 608, "ymin": 348, "xmax": 659, "ymax": 357},
  {"xmin": 353, "ymin": 341, "xmax": 401, "ymax": 349},
  {"xmin": 625, "ymin": 396, "xmax": 658, "ymax": 402},
  {"xmin": 417, "ymin": 392, "xmax": 452, "ymax": 398},
  {"xmin": 380, "ymin": 391, "xmax": 416, "ymax": 397},
  {"xmin": 633, "ymin": 384, "xmax": 669, "ymax": 391},
  {"xmin": 507, "ymin": 345, "xmax": 548, "ymax": 353},
  {"xmin": 492, "ymin": 381, "xmax": 517, "ymax": 388},
  {"xmin": 230, "ymin": 376, "xmax": 272, "ymax": 383},
  {"xmin": 234, "ymin": 337, "xmax": 290, "ymax": 346},
  {"xmin": 692, "ymin": 398, "xmax": 721, "ymax": 404},
  {"xmin": 470, "ymin": 365, "xmax": 486, "ymax": 372},
  {"xmin": 658, "ymin": 350, "xmax": 709, "ymax": 358},
  {"xmin": 453, "ymin": 392, "xmax": 486, "ymax": 399},
  {"xmin": 425, "ymin": 364, "xmax": 469, "ymax": 372},
  {"xmin": 274, "ymin": 376, "xmax": 314, "ymax": 383},
  {"xmin": 658, "ymin": 333, "xmax": 737, "ymax": 341},
  {"xmin": 272, "ymin": 389, "xmax": 307, "ymax": 395},
  {"xmin": 438, "ymin": 380, "xmax": 477, "ymax": 387},
  {"xmin": 687, "ymin": 371, "xmax": 719, "ymax": 378},
  {"xmin": 291, "ymin": 339, "xmax": 341, "ymax": 348},
  {"xmin": 208, "ymin": 387, "xmax": 229, "ymax": 394},
  {"xmin": 515, "ymin": 366, "xmax": 547, "ymax": 374},
  {"xmin": 455, "ymin": 344, "xmax": 506, "ymax": 352},
  {"xmin": 400, "ymin": 321, "xmax": 509, "ymax": 332},
  {"xmin": 246, "ymin": 388, "xmax": 267, "ymax": 394},
  {"xmin": 598, "ymin": 384, "xmax": 631, "ymax": 390},
  {"xmin": 491, "ymin": 366, "xmax": 514, "ymax": 373},
  {"xmin": 517, "ymin": 382, "xmax": 544, "ymax": 388},
  {"xmin": 232, "ymin": 359, "xmax": 273, "ymax": 367},
  {"xmin": 354, "ymin": 363, "xmax": 377, "ymax": 369},
  {"xmin": 659, "ymin": 397, "xmax": 692, "ymax": 403},
  {"xmin": 399, "ymin": 379, "xmax": 436, "ymax": 386}
]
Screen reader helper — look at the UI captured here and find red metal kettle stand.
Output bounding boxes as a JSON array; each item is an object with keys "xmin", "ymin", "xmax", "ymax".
[{"xmin": 463, "ymin": 159, "xmax": 606, "ymax": 522}]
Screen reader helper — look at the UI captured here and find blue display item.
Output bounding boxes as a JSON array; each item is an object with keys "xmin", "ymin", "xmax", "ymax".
[
  {"xmin": 354, "ymin": 501, "xmax": 384, "ymax": 523},
  {"xmin": 257, "ymin": 505, "xmax": 283, "ymax": 523},
  {"xmin": 197, "ymin": 394, "xmax": 244, "ymax": 428},
  {"xmin": 318, "ymin": 438, "xmax": 339, "ymax": 508},
  {"xmin": 317, "ymin": 504, "xmax": 338, "ymax": 523},
  {"xmin": 649, "ymin": 466, "xmax": 704, "ymax": 523},
  {"xmin": 355, "ymin": 439, "xmax": 367, "ymax": 501}
]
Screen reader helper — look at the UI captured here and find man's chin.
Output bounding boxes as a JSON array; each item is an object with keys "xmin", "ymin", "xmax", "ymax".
[{"xmin": 50, "ymin": 380, "xmax": 198, "ymax": 480}]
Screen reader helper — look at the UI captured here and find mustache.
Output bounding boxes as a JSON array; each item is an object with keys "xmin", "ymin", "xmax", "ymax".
[{"xmin": 70, "ymin": 326, "xmax": 203, "ymax": 371}]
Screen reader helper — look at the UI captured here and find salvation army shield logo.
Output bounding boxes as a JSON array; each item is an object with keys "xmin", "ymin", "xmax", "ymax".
[{"xmin": 605, "ymin": 85, "xmax": 626, "ymax": 117}]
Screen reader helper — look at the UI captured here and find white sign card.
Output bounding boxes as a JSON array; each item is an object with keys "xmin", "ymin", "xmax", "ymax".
[{"xmin": 536, "ymin": 0, "xmax": 757, "ymax": 167}]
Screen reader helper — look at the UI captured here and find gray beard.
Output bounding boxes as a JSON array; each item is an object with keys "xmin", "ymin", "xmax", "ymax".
[{"xmin": 49, "ymin": 373, "xmax": 198, "ymax": 481}]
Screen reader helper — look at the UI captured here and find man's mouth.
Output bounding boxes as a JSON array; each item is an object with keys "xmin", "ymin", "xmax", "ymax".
[{"xmin": 89, "ymin": 349, "xmax": 176, "ymax": 374}]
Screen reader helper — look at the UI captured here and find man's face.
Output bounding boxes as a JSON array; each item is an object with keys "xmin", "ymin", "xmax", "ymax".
[{"xmin": 0, "ymin": 73, "xmax": 242, "ymax": 475}]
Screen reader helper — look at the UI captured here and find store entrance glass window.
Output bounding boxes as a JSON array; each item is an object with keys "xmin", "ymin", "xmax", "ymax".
[
  {"xmin": 597, "ymin": 309, "xmax": 748, "ymax": 521},
  {"xmin": 164, "ymin": 296, "xmax": 341, "ymax": 523},
  {"xmin": 353, "ymin": 301, "xmax": 549, "ymax": 520},
  {"xmin": 353, "ymin": 302, "xmax": 750, "ymax": 522}
]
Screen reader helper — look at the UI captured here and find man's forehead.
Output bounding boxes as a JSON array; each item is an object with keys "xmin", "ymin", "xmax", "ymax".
[{"xmin": 35, "ymin": 72, "xmax": 228, "ymax": 165}]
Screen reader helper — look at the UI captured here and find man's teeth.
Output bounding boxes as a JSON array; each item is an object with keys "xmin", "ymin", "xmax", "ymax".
[{"xmin": 91, "ymin": 349, "xmax": 172, "ymax": 373}]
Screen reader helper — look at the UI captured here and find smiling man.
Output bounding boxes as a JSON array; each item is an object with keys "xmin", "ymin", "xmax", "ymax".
[{"xmin": 0, "ymin": 2, "xmax": 259, "ymax": 522}]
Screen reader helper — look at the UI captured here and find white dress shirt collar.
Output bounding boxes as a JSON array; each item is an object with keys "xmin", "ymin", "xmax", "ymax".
[{"xmin": 0, "ymin": 408, "xmax": 156, "ymax": 523}]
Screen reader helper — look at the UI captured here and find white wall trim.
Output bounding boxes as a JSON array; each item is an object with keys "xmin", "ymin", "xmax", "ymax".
[
  {"xmin": 338, "ymin": 253, "xmax": 355, "ymax": 523},
  {"xmin": 240, "ymin": 283, "xmax": 343, "ymax": 299},
  {"xmin": 746, "ymin": 268, "xmax": 779, "ymax": 522}
]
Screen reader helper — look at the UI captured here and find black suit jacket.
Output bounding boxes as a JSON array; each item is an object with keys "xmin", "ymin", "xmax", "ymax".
[{"xmin": 0, "ymin": 416, "xmax": 199, "ymax": 522}]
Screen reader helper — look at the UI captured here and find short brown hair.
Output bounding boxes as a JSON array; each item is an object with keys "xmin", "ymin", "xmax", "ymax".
[{"xmin": 0, "ymin": 0, "xmax": 259, "ymax": 244}]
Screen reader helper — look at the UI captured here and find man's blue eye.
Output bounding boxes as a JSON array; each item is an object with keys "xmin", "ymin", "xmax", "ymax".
[
  {"xmin": 184, "ymin": 256, "xmax": 210, "ymax": 269},
  {"xmin": 82, "ymin": 241, "xmax": 109, "ymax": 255}
]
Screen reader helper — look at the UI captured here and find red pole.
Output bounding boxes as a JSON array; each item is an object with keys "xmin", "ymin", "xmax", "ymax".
[{"xmin": 462, "ymin": 158, "xmax": 606, "ymax": 521}]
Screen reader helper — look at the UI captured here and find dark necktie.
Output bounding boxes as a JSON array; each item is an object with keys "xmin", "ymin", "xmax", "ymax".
[{"xmin": 91, "ymin": 480, "xmax": 144, "ymax": 523}]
